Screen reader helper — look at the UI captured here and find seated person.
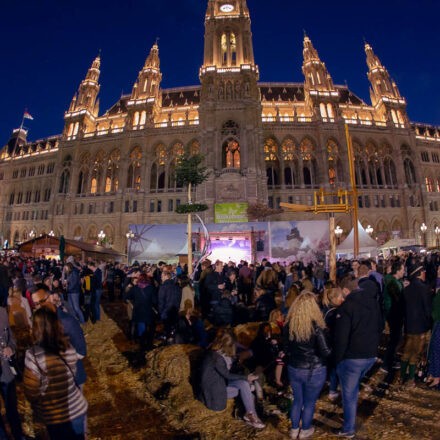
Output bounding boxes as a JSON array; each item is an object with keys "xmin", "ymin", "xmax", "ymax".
[
  {"xmin": 199, "ymin": 329, "xmax": 265, "ymax": 429},
  {"xmin": 213, "ymin": 290, "xmax": 235, "ymax": 327},
  {"xmin": 253, "ymin": 287, "xmax": 276, "ymax": 322},
  {"xmin": 175, "ymin": 301, "xmax": 207, "ymax": 348},
  {"xmin": 249, "ymin": 322, "xmax": 284, "ymax": 388}
]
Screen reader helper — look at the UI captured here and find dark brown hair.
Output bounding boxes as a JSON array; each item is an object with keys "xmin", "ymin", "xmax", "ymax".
[{"xmin": 32, "ymin": 307, "xmax": 70, "ymax": 354}]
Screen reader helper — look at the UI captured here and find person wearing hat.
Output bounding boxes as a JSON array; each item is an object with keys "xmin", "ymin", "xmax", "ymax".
[{"xmin": 400, "ymin": 262, "xmax": 433, "ymax": 385}]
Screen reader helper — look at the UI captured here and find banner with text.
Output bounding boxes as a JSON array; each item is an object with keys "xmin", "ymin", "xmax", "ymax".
[{"xmin": 215, "ymin": 203, "xmax": 248, "ymax": 223}]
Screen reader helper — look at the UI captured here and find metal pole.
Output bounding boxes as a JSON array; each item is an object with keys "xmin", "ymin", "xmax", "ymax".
[
  {"xmin": 187, "ymin": 182, "xmax": 192, "ymax": 274},
  {"xmin": 345, "ymin": 124, "xmax": 359, "ymax": 258},
  {"xmin": 329, "ymin": 213, "xmax": 336, "ymax": 283}
]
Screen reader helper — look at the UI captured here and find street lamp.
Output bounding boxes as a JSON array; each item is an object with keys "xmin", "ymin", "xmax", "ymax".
[
  {"xmin": 49, "ymin": 230, "xmax": 55, "ymax": 237},
  {"xmin": 335, "ymin": 226, "xmax": 343, "ymax": 245},
  {"xmin": 420, "ymin": 223, "xmax": 428, "ymax": 247},
  {"xmin": 366, "ymin": 225, "xmax": 374, "ymax": 236},
  {"xmin": 126, "ymin": 230, "xmax": 135, "ymax": 265},
  {"xmin": 98, "ymin": 230, "xmax": 106, "ymax": 245},
  {"xmin": 29, "ymin": 230, "xmax": 35, "ymax": 238},
  {"xmin": 435, "ymin": 226, "xmax": 440, "ymax": 248}
]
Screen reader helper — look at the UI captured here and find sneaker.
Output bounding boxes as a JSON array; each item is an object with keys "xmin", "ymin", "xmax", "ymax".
[
  {"xmin": 332, "ymin": 428, "xmax": 355, "ymax": 438},
  {"xmin": 243, "ymin": 412, "xmax": 266, "ymax": 429},
  {"xmin": 299, "ymin": 427, "xmax": 315, "ymax": 439},
  {"xmin": 290, "ymin": 428, "xmax": 300, "ymax": 439},
  {"xmin": 328, "ymin": 391, "xmax": 339, "ymax": 401}
]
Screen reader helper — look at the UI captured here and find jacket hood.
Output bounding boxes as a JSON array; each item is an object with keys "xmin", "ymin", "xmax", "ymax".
[{"xmin": 346, "ymin": 285, "xmax": 377, "ymax": 310}]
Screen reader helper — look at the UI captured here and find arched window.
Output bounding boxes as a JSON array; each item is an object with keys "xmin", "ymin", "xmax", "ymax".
[
  {"xmin": 282, "ymin": 138, "xmax": 296, "ymax": 161},
  {"xmin": 190, "ymin": 140, "xmax": 199, "ymax": 155},
  {"xmin": 224, "ymin": 140, "xmax": 240, "ymax": 169},
  {"xmin": 150, "ymin": 163, "xmax": 157, "ymax": 190},
  {"xmin": 90, "ymin": 178, "xmax": 97, "ymax": 194},
  {"xmin": 404, "ymin": 158, "xmax": 417, "ymax": 186},
  {"xmin": 127, "ymin": 147, "xmax": 142, "ymax": 189},
  {"xmin": 327, "ymin": 103, "xmax": 334, "ymax": 119},
  {"xmin": 284, "ymin": 167, "xmax": 293, "ymax": 186},
  {"xmin": 140, "ymin": 111, "xmax": 147, "ymax": 126},
  {"xmin": 303, "ymin": 167, "xmax": 312, "ymax": 186},
  {"xmin": 133, "ymin": 111, "xmax": 140, "ymax": 127},
  {"xmin": 425, "ymin": 177, "xmax": 434, "ymax": 193},
  {"xmin": 158, "ymin": 171, "xmax": 166, "ymax": 189},
  {"xmin": 221, "ymin": 31, "xmax": 237, "ymax": 66},
  {"xmin": 105, "ymin": 150, "xmax": 120, "ymax": 193},
  {"xmin": 59, "ymin": 170, "xmax": 70, "ymax": 194}
]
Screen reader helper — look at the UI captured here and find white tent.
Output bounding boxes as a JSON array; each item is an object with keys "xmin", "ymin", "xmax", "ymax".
[{"xmin": 336, "ymin": 221, "xmax": 378, "ymax": 258}]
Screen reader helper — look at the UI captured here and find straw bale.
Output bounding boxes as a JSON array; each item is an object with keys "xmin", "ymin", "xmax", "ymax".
[{"xmin": 233, "ymin": 321, "xmax": 281, "ymax": 348}]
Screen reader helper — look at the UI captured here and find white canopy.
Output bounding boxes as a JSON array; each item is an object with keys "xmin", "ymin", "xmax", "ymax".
[{"xmin": 336, "ymin": 221, "xmax": 378, "ymax": 257}]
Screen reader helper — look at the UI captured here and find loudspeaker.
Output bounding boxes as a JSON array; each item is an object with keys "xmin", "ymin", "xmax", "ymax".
[{"xmin": 256, "ymin": 240, "xmax": 264, "ymax": 252}]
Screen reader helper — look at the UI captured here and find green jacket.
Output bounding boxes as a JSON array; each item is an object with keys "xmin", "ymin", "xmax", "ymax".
[{"xmin": 383, "ymin": 273, "xmax": 404, "ymax": 318}]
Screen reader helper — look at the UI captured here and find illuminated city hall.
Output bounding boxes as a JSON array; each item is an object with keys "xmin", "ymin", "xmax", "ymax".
[{"xmin": 1, "ymin": 0, "xmax": 440, "ymax": 253}]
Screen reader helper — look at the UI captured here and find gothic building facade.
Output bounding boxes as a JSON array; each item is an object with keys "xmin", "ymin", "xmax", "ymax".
[{"xmin": 2, "ymin": 0, "xmax": 440, "ymax": 253}]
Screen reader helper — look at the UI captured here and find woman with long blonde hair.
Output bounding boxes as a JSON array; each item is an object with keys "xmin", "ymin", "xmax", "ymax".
[{"xmin": 283, "ymin": 292, "xmax": 331, "ymax": 439}]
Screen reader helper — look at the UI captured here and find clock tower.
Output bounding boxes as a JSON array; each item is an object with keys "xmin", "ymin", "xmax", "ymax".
[{"xmin": 199, "ymin": 0, "xmax": 266, "ymax": 213}]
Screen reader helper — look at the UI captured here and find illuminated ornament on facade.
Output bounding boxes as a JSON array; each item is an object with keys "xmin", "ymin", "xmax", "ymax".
[{"xmin": 220, "ymin": 3, "xmax": 234, "ymax": 12}]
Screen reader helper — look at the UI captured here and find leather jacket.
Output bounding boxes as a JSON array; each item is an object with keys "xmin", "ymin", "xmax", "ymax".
[{"xmin": 283, "ymin": 324, "xmax": 331, "ymax": 370}]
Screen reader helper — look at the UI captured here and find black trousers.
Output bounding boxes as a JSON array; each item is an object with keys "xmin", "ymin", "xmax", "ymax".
[{"xmin": 0, "ymin": 380, "xmax": 23, "ymax": 440}]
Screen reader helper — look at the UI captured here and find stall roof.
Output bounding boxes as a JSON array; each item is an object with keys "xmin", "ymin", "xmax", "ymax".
[{"xmin": 18, "ymin": 235, "xmax": 125, "ymax": 257}]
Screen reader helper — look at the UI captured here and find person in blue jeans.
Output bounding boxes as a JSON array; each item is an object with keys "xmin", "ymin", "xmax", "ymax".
[
  {"xmin": 283, "ymin": 291, "xmax": 331, "ymax": 439},
  {"xmin": 88, "ymin": 262, "xmax": 102, "ymax": 323},
  {"xmin": 65, "ymin": 263, "xmax": 85, "ymax": 324},
  {"xmin": 333, "ymin": 270, "xmax": 383, "ymax": 438}
]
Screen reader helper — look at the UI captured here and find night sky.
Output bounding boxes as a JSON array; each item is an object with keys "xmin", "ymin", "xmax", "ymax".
[{"xmin": 1, "ymin": 0, "xmax": 439, "ymax": 142}]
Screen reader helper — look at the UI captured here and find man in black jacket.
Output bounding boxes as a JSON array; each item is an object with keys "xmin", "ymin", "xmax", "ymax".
[
  {"xmin": 400, "ymin": 263, "xmax": 432, "ymax": 385},
  {"xmin": 333, "ymin": 268, "xmax": 383, "ymax": 438}
]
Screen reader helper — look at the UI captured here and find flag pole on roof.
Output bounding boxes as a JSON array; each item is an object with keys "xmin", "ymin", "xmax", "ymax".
[{"xmin": 12, "ymin": 109, "xmax": 33, "ymax": 155}]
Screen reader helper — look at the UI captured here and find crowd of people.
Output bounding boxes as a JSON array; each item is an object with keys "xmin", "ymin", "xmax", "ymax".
[{"xmin": 0, "ymin": 251, "xmax": 439, "ymax": 439}]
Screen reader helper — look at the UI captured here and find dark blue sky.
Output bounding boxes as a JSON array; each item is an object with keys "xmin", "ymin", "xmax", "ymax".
[{"xmin": 1, "ymin": 0, "xmax": 439, "ymax": 142}]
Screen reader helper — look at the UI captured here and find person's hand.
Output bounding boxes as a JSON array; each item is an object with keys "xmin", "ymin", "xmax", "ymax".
[
  {"xmin": 218, "ymin": 283, "xmax": 225, "ymax": 290},
  {"xmin": 2, "ymin": 347, "xmax": 13, "ymax": 359},
  {"xmin": 231, "ymin": 290, "xmax": 238, "ymax": 296},
  {"xmin": 247, "ymin": 374, "xmax": 259, "ymax": 382}
]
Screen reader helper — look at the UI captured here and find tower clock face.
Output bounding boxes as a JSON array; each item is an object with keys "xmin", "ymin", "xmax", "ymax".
[{"xmin": 220, "ymin": 3, "xmax": 235, "ymax": 12}]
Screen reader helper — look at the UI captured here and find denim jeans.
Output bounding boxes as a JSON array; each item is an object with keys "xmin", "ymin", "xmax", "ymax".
[
  {"xmin": 68, "ymin": 293, "xmax": 85, "ymax": 324},
  {"xmin": 337, "ymin": 358, "xmax": 376, "ymax": 434},
  {"xmin": 46, "ymin": 413, "xmax": 86, "ymax": 439},
  {"xmin": 94, "ymin": 289, "xmax": 102, "ymax": 322},
  {"xmin": 287, "ymin": 365, "xmax": 327, "ymax": 430},
  {"xmin": 329, "ymin": 367, "xmax": 339, "ymax": 393},
  {"xmin": 0, "ymin": 381, "xmax": 24, "ymax": 440},
  {"xmin": 227, "ymin": 379, "xmax": 256, "ymax": 414}
]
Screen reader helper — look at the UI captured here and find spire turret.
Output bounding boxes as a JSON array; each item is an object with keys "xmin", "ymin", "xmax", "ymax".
[
  {"xmin": 302, "ymin": 35, "xmax": 338, "ymax": 121},
  {"xmin": 131, "ymin": 43, "xmax": 162, "ymax": 100},
  {"xmin": 365, "ymin": 42, "xmax": 407, "ymax": 126},
  {"xmin": 64, "ymin": 54, "xmax": 101, "ymax": 139},
  {"xmin": 71, "ymin": 54, "xmax": 101, "ymax": 115}
]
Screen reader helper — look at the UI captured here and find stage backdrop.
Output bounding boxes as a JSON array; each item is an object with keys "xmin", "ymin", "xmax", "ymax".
[{"xmin": 128, "ymin": 220, "xmax": 329, "ymax": 265}]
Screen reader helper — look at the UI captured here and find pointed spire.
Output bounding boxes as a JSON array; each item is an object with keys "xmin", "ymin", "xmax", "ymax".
[
  {"xmin": 365, "ymin": 42, "xmax": 383, "ymax": 70},
  {"xmin": 303, "ymin": 34, "xmax": 320, "ymax": 63},
  {"xmin": 144, "ymin": 42, "xmax": 160, "ymax": 69}
]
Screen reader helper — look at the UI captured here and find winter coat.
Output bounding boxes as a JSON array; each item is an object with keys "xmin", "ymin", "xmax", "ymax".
[
  {"xmin": 158, "ymin": 279, "xmax": 182, "ymax": 320},
  {"xmin": 283, "ymin": 324, "xmax": 331, "ymax": 370},
  {"xmin": 179, "ymin": 286, "xmax": 195, "ymax": 312},
  {"xmin": 124, "ymin": 284, "xmax": 155, "ymax": 325},
  {"xmin": 203, "ymin": 271, "xmax": 224, "ymax": 303},
  {"xmin": 175, "ymin": 316, "xmax": 196, "ymax": 345},
  {"xmin": 403, "ymin": 278, "xmax": 432, "ymax": 335},
  {"xmin": 213, "ymin": 298, "xmax": 234, "ymax": 326},
  {"xmin": 254, "ymin": 292, "xmax": 276, "ymax": 321},
  {"xmin": 66, "ymin": 268, "xmax": 81, "ymax": 294},
  {"xmin": 333, "ymin": 284, "xmax": 383, "ymax": 364},
  {"xmin": 57, "ymin": 307, "xmax": 87, "ymax": 385},
  {"xmin": 199, "ymin": 351, "xmax": 247, "ymax": 411}
]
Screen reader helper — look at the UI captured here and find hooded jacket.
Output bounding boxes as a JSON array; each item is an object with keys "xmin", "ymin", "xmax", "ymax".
[{"xmin": 333, "ymin": 283, "xmax": 383, "ymax": 364}]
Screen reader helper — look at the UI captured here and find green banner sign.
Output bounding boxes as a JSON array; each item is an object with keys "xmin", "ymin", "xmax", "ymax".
[{"xmin": 215, "ymin": 203, "xmax": 248, "ymax": 223}]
